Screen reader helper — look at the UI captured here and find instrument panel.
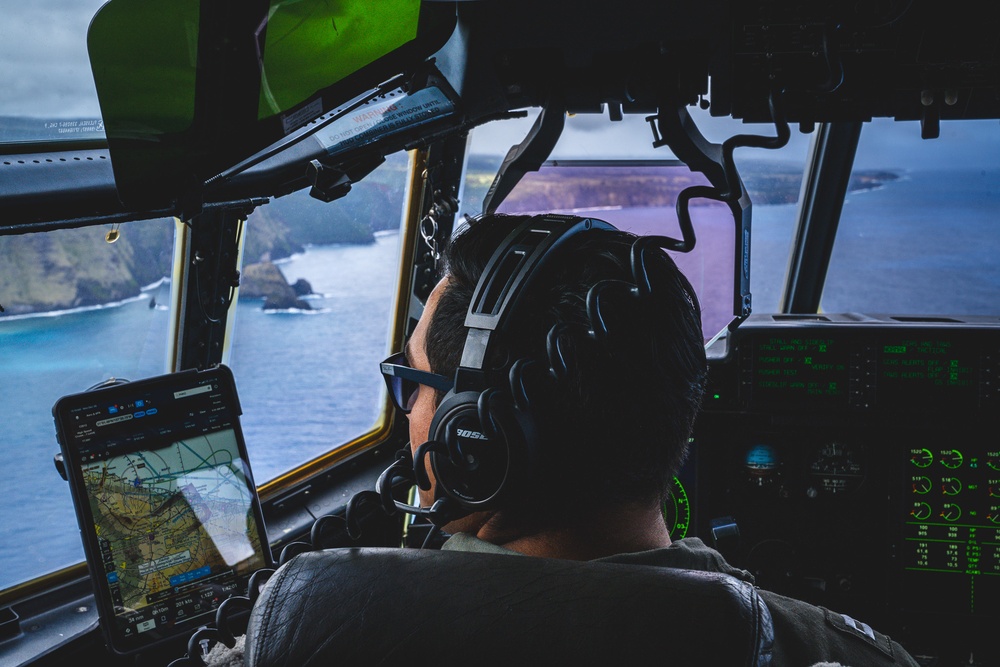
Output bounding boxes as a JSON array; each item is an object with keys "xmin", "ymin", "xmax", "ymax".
[{"xmin": 691, "ymin": 314, "xmax": 1000, "ymax": 663}]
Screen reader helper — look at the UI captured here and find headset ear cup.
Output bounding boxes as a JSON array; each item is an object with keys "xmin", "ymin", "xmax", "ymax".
[
  {"xmin": 428, "ymin": 389, "xmax": 532, "ymax": 511},
  {"xmin": 483, "ymin": 390, "xmax": 538, "ymax": 496}
]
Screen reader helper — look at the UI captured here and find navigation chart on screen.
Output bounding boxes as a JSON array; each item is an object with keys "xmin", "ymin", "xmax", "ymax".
[{"xmin": 82, "ymin": 429, "xmax": 263, "ymax": 612}]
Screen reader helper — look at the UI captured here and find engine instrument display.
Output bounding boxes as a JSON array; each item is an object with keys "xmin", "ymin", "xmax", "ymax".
[{"xmin": 900, "ymin": 446, "xmax": 1000, "ymax": 617}]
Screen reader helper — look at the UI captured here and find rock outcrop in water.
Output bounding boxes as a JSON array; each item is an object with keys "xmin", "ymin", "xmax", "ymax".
[{"xmin": 240, "ymin": 262, "xmax": 312, "ymax": 310}]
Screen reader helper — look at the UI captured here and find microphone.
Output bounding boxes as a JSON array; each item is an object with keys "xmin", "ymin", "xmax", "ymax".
[{"xmin": 374, "ymin": 446, "xmax": 465, "ymax": 527}]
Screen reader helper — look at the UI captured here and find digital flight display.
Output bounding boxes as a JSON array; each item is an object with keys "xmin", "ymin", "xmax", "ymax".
[
  {"xmin": 876, "ymin": 338, "xmax": 977, "ymax": 409},
  {"xmin": 738, "ymin": 325, "xmax": 996, "ymax": 412},
  {"xmin": 899, "ymin": 446, "xmax": 1000, "ymax": 617},
  {"xmin": 745, "ymin": 335, "xmax": 849, "ymax": 407},
  {"xmin": 710, "ymin": 318, "xmax": 1000, "ymax": 627}
]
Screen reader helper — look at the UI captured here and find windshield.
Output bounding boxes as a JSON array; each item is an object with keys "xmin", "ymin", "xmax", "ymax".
[
  {"xmin": 460, "ymin": 110, "xmax": 814, "ymax": 339},
  {"xmin": 0, "ymin": 0, "xmax": 107, "ymax": 144},
  {"xmin": 823, "ymin": 120, "xmax": 1000, "ymax": 316},
  {"xmin": 462, "ymin": 112, "xmax": 1000, "ymax": 328}
]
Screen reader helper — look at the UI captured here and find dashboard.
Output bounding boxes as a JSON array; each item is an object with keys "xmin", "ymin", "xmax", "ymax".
[{"xmin": 689, "ymin": 313, "xmax": 1000, "ymax": 662}]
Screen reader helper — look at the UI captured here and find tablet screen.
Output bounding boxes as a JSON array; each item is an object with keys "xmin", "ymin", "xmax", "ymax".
[{"xmin": 53, "ymin": 365, "xmax": 273, "ymax": 655}]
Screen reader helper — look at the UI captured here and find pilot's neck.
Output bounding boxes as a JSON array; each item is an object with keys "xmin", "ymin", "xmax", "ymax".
[{"xmin": 471, "ymin": 501, "xmax": 672, "ymax": 561}]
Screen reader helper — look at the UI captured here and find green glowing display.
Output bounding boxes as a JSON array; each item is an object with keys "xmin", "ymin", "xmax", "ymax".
[{"xmin": 663, "ymin": 476, "xmax": 690, "ymax": 539}]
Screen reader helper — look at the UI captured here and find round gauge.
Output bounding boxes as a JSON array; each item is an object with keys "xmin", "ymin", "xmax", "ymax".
[
  {"xmin": 662, "ymin": 476, "xmax": 691, "ymax": 539},
  {"xmin": 911, "ymin": 501, "xmax": 932, "ymax": 521},
  {"xmin": 910, "ymin": 448, "xmax": 933, "ymax": 468},
  {"xmin": 987, "ymin": 452, "xmax": 1000, "ymax": 471},
  {"xmin": 745, "ymin": 443, "xmax": 780, "ymax": 488},
  {"xmin": 939, "ymin": 450, "xmax": 964, "ymax": 469},
  {"xmin": 941, "ymin": 477, "xmax": 962, "ymax": 496},
  {"xmin": 989, "ymin": 506, "xmax": 1000, "ymax": 525},
  {"xmin": 912, "ymin": 476, "xmax": 932, "ymax": 495},
  {"xmin": 940, "ymin": 503, "xmax": 962, "ymax": 521},
  {"xmin": 808, "ymin": 441, "xmax": 864, "ymax": 495}
]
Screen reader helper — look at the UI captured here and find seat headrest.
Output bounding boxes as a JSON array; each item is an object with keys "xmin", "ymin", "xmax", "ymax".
[{"xmin": 244, "ymin": 547, "xmax": 774, "ymax": 667}]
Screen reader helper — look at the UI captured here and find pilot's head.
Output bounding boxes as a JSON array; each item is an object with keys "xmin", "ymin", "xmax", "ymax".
[{"xmin": 405, "ymin": 212, "xmax": 707, "ymax": 534}]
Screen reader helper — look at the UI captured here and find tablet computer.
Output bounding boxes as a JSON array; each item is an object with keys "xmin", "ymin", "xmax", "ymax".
[{"xmin": 53, "ymin": 364, "xmax": 274, "ymax": 655}]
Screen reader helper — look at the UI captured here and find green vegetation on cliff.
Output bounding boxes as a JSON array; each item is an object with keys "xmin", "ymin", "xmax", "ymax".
[
  {"xmin": 0, "ymin": 223, "xmax": 166, "ymax": 315},
  {"xmin": 0, "ymin": 153, "xmax": 410, "ymax": 316}
]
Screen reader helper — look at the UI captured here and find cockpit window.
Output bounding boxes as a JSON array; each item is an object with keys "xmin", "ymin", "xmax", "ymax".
[
  {"xmin": 226, "ymin": 152, "xmax": 410, "ymax": 482},
  {"xmin": 461, "ymin": 110, "xmax": 813, "ymax": 340},
  {"xmin": 0, "ymin": 152, "xmax": 411, "ymax": 591},
  {"xmin": 0, "ymin": 0, "xmax": 108, "ymax": 145},
  {"xmin": 823, "ymin": 119, "xmax": 1000, "ymax": 316},
  {"xmin": 0, "ymin": 218, "xmax": 176, "ymax": 591}
]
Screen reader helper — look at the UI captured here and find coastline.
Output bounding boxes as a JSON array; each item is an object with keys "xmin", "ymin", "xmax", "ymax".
[{"xmin": 0, "ymin": 278, "xmax": 169, "ymax": 322}]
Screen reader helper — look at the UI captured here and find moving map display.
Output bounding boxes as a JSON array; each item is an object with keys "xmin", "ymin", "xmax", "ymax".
[
  {"xmin": 54, "ymin": 365, "xmax": 272, "ymax": 655},
  {"xmin": 85, "ymin": 430, "xmax": 262, "ymax": 615}
]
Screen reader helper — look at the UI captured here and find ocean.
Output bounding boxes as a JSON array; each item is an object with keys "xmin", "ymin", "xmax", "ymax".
[
  {"xmin": 0, "ymin": 232, "xmax": 402, "ymax": 590},
  {"xmin": 1, "ymin": 168, "xmax": 997, "ymax": 590}
]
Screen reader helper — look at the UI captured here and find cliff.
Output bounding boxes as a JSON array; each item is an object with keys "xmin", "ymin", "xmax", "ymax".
[
  {"xmin": 0, "ymin": 222, "xmax": 171, "ymax": 315},
  {"xmin": 0, "ymin": 151, "xmax": 408, "ymax": 316}
]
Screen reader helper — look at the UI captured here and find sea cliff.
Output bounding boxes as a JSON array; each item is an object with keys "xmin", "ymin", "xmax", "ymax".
[{"xmin": 0, "ymin": 157, "xmax": 405, "ymax": 316}]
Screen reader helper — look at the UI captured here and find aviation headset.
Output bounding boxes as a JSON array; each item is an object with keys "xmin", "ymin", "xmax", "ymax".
[
  {"xmin": 379, "ymin": 212, "xmax": 692, "ymax": 525},
  {"xmin": 422, "ymin": 214, "xmax": 615, "ymax": 514}
]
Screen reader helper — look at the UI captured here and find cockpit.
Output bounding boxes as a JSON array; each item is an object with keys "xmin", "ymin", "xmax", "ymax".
[{"xmin": 2, "ymin": 1, "xmax": 1000, "ymax": 665}]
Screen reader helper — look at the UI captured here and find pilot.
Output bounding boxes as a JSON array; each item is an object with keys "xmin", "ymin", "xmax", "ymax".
[{"xmin": 396, "ymin": 212, "xmax": 921, "ymax": 667}]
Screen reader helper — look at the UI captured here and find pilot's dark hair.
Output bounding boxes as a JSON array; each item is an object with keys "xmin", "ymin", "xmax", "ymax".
[{"xmin": 425, "ymin": 212, "xmax": 707, "ymax": 526}]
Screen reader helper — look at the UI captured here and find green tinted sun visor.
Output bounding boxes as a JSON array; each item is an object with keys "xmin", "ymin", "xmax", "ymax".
[{"xmin": 88, "ymin": 0, "xmax": 456, "ymax": 211}]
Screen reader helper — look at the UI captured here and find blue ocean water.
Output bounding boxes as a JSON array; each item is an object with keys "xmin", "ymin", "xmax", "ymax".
[
  {"xmin": 228, "ymin": 233, "xmax": 402, "ymax": 481},
  {"xmin": 1, "ymin": 168, "xmax": 997, "ymax": 589},
  {"xmin": 747, "ymin": 167, "xmax": 1000, "ymax": 316},
  {"xmin": 0, "ymin": 232, "xmax": 401, "ymax": 590}
]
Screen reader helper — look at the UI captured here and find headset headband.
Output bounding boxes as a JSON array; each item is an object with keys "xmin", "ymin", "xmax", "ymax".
[
  {"xmin": 377, "ymin": 214, "xmax": 618, "ymax": 523},
  {"xmin": 453, "ymin": 214, "xmax": 615, "ymax": 392}
]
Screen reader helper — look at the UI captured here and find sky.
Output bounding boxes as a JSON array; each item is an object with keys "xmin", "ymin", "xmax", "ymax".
[
  {"xmin": 2, "ymin": 0, "xmax": 998, "ymax": 169},
  {"xmin": 0, "ymin": 0, "xmax": 108, "ymax": 118}
]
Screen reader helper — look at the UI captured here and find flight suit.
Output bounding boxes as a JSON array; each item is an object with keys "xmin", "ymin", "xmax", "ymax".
[{"xmin": 442, "ymin": 533, "xmax": 922, "ymax": 667}]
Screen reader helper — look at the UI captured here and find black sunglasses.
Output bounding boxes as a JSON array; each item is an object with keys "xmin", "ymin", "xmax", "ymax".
[{"xmin": 380, "ymin": 352, "xmax": 453, "ymax": 414}]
